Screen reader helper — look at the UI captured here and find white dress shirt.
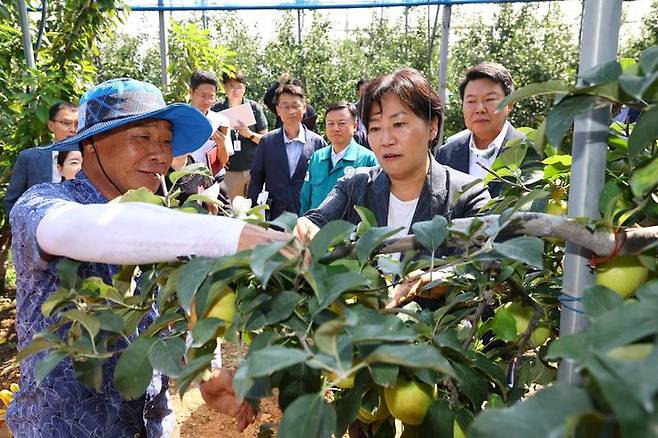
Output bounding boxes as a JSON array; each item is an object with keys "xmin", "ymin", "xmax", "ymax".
[
  {"xmin": 283, "ymin": 126, "xmax": 306, "ymax": 177},
  {"xmin": 468, "ymin": 121, "xmax": 510, "ymax": 180}
]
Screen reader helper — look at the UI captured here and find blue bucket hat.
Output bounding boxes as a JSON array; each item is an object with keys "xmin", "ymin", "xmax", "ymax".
[{"xmin": 44, "ymin": 78, "xmax": 212, "ymax": 157}]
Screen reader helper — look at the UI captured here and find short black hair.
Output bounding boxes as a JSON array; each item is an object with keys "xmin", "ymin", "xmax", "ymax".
[
  {"xmin": 361, "ymin": 68, "xmax": 443, "ymax": 147},
  {"xmin": 275, "ymin": 84, "xmax": 306, "ymax": 104},
  {"xmin": 190, "ymin": 70, "xmax": 218, "ymax": 90},
  {"xmin": 49, "ymin": 102, "xmax": 77, "ymax": 121},
  {"xmin": 56, "ymin": 149, "xmax": 80, "ymax": 166},
  {"xmin": 326, "ymin": 101, "xmax": 357, "ymax": 120},
  {"xmin": 458, "ymin": 62, "xmax": 514, "ymax": 100},
  {"xmin": 222, "ymin": 71, "xmax": 247, "ymax": 85},
  {"xmin": 356, "ymin": 78, "xmax": 368, "ymax": 90}
]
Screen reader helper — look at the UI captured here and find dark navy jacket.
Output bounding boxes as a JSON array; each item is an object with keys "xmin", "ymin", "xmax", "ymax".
[
  {"xmin": 304, "ymin": 156, "xmax": 490, "ymax": 236},
  {"xmin": 248, "ymin": 126, "xmax": 326, "ymax": 219},
  {"xmin": 4, "ymin": 147, "xmax": 55, "ymax": 213},
  {"xmin": 435, "ymin": 125, "xmax": 525, "ymax": 197}
]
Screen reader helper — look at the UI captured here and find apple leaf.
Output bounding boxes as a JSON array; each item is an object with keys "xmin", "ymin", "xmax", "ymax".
[
  {"xmin": 250, "ymin": 240, "xmax": 289, "ymax": 287},
  {"xmin": 420, "ymin": 399, "xmax": 456, "ymax": 438},
  {"xmin": 147, "ymin": 337, "xmax": 185, "ymax": 378},
  {"xmin": 468, "ymin": 384, "xmax": 593, "ymax": 438},
  {"xmin": 630, "ymin": 155, "xmax": 658, "ymax": 198},
  {"xmin": 491, "ymin": 308, "xmax": 518, "ymax": 341},
  {"xmin": 310, "ymin": 220, "xmax": 355, "ymax": 262},
  {"xmin": 35, "ymin": 350, "xmax": 68, "ymax": 383},
  {"xmin": 412, "ymin": 215, "xmax": 449, "ymax": 254},
  {"xmin": 545, "ymin": 95, "xmax": 598, "ymax": 148},
  {"xmin": 114, "ymin": 336, "xmax": 157, "ymax": 400},
  {"xmin": 244, "ymin": 346, "xmax": 310, "ymax": 378},
  {"xmin": 628, "ymin": 107, "xmax": 658, "ymax": 158},
  {"xmin": 279, "ymin": 393, "xmax": 337, "ymax": 438},
  {"xmin": 176, "ymin": 258, "xmax": 215, "ymax": 313},
  {"xmin": 363, "ymin": 344, "xmax": 455, "ymax": 377},
  {"xmin": 356, "ymin": 226, "xmax": 400, "ymax": 264},
  {"xmin": 492, "ymin": 236, "xmax": 544, "ymax": 269},
  {"xmin": 583, "ymin": 285, "xmax": 624, "ymax": 319}
]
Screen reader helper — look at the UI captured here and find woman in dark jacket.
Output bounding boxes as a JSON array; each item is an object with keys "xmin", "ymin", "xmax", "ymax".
[{"xmin": 295, "ymin": 68, "xmax": 491, "ymax": 307}]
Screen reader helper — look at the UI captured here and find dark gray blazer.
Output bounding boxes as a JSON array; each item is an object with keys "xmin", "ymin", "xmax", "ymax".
[
  {"xmin": 248, "ymin": 126, "xmax": 326, "ymax": 219},
  {"xmin": 304, "ymin": 156, "xmax": 490, "ymax": 239},
  {"xmin": 434, "ymin": 125, "xmax": 525, "ymax": 197},
  {"xmin": 4, "ymin": 147, "xmax": 54, "ymax": 213}
]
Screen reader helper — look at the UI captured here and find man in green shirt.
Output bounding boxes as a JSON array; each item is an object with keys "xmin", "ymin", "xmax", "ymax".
[{"xmin": 300, "ymin": 101, "xmax": 377, "ymax": 214}]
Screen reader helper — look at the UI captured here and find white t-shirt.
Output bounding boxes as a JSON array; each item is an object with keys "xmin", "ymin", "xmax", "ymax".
[
  {"xmin": 387, "ymin": 193, "xmax": 419, "ymax": 262},
  {"xmin": 387, "ymin": 193, "xmax": 419, "ymax": 238},
  {"xmin": 468, "ymin": 121, "xmax": 510, "ymax": 180},
  {"xmin": 190, "ymin": 110, "xmax": 234, "ymax": 176}
]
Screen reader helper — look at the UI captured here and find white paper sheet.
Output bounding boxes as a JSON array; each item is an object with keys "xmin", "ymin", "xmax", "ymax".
[{"xmin": 217, "ymin": 102, "xmax": 257, "ymax": 128}]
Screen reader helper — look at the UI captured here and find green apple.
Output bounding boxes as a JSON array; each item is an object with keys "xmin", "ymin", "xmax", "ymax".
[
  {"xmin": 384, "ymin": 378, "xmax": 435, "ymax": 426},
  {"xmin": 454, "ymin": 420, "xmax": 466, "ymax": 438},
  {"xmin": 357, "ymin": 388, "xmax": 389, "ymax": 424},
  {"xmin": 206, "ymin": 287, "xmax": 236, "ymax": 322},
  {"xmin": 504, "ymin": 303, "xmax": 553, "ymax": 347},
  {"xmin": 606, "ymin": 343, "xmax": 654, "ymax": 361},
  {"xmin": 328, "ymin": 371, "xmax": 355, "ymax": 389},
  {"xmin": 546, "ymin": 198, "xmax": 567, "ymax": 216},
  {"xmin": 596, "ymin": 255, "xmax": 649, "ymax": 298},
  {"xmin": 530, "ymin": 324, "xmax": 552, "ymax": 347}
]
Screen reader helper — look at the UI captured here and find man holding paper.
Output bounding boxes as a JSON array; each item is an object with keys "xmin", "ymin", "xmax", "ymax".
[
  {"xmin": 188, "ymin": 71, "xmax": 233, "ymax": 180},
  {"xmin": 212, "ymin": 72, "xmax": 268, "ymax": 200}
]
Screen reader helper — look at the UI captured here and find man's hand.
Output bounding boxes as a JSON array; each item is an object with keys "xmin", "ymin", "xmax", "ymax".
[
  {"xmin": 237, "ymin": 224, "xmax": 299, "ymax": 260},
  {"xmin": 199, "ymin": 368, "xmax": 258, "ymax": 432},
  {"xmin": 385, "ymin": 269, "xmax": 451, "ymax": 309},
  {"xmin": 237, "ymin": 125, "xmax": 252, "ymax": 139},
  {"xmin": 211, "ymin": 130, "xmax": 229, "ymax": 168}
]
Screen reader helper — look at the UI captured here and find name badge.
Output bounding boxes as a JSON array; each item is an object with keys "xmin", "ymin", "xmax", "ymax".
[
  {"xmin": 233, "ymin": 140, "xmax": 242, "ymax": 152},
  {"xmin": 257, "ymin": 190, "xmax": 269, "ymax": 206}
]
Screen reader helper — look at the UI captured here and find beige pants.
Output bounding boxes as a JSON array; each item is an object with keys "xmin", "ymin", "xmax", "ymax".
[{"xmin": 225, "ymin": 170, "xmax": 251, "ymax": 201}]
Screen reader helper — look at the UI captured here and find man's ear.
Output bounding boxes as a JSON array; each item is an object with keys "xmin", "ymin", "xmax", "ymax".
[{"xmin": 46, "ymin": 120, "xmax": 56, "ymax": 134}]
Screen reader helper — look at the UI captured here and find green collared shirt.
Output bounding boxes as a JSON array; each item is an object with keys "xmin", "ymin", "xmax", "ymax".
[{"xmin": 300, "ymin": 139, "xmax": 378, "ymax": 214}]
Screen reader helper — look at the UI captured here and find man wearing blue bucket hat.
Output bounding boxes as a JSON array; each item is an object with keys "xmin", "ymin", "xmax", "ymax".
[{"xmin": 7, "ymin": 79, "xmax": 287, "ymax": 437}]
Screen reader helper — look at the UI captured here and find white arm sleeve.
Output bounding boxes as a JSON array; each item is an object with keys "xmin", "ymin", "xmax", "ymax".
[{"xmin": 36, "ymin": 201, "xmax": 246, "ymax": 265}]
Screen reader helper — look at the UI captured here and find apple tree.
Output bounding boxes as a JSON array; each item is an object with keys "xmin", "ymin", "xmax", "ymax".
[{"xmin": 18, "ymin": 46, "xmax": 658, "ymax": 438}]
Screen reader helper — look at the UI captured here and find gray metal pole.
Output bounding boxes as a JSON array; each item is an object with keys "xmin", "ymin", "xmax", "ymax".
[
  {"xmin": 18, "ymin": 0, "xmax": 35, "ymax": 70},
  {"xmin": 158, "ymin": 1, "xmax": 169, "ymax": 88},
  {"xmin": 297, "ymin": 9, "xmax": 302, "ymax": 45},
  {"xmin": 436, "ymin": 5, "xmax": 451, "ymax": 149},
  {"xmin": 557, "ymin": 0, "xmax": 622, "ymax": 384}
]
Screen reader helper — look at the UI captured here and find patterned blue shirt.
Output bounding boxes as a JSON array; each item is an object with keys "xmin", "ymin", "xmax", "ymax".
[{"xmin": 7, "ymin": 172, "xmax": 174, "ymax": 438}]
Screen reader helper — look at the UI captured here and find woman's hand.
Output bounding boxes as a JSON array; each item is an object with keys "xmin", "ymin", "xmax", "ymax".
[
  {"xmin": 199, "ymin": 368, "xmax": 258, "ymax": 432},
  {"xmin": 385, "ymin": 268, "xmax": 452, "ymax": 309},
  {"xmin": 293, "ymin": 217, "xmax": 320, "ymax": 246}
]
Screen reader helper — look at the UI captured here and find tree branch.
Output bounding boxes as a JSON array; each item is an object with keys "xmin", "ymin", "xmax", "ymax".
[{"xmin": 375, "ymin": 212, "xmax": 658, "ymax": 257}]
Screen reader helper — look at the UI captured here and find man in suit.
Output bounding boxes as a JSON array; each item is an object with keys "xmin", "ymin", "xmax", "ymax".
[
  {"xmin": 248, "ymin": 83, "xmax": 326, "ymax": 219},
  {"xmin": 4, "ymin": 102, "xmax": 78, "ymax": 213},
  {"xmin": 435, "ymin": 62, "xmax": 524, "ymax": 197}
]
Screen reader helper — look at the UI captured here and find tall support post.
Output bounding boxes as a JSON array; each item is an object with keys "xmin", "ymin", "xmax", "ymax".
[
  {"xmin": 558, "ymin": 0, "xmax": 622, "ymax": 384},
  {"xmin": 297, "ymin": 9, "xmax": 303, "ymax": 45},
  {"xmin": 436, "ymin": 5, "xmax": 451, "ymax": 150},
  {"xmin": 18, "ymin": 0, "xmax": 35, "ymax": 70},
  {"xmin": 158, "ymin": 0, "xmax": 169, "ymax": 88}
]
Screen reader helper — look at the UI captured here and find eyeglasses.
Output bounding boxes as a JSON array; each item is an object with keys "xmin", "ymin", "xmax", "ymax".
[
  {"xmin": 52, "ymin": 119, "xmax": 78, "ymax": 128},
  {"xmin": 278, "ymin": 104, "xmax": 303, "ymax": 111}
]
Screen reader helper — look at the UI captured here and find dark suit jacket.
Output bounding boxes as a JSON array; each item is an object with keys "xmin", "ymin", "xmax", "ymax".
[
  {"xmin": 4, "ymin": 147, "xmax": 55, "ymax": 213},
  {"xmin": 435, "ymin": 125, "xmax": 525, "ymax": 197},
  {"xmin": 248, "ymin": 126, "xmax": 326, "ymax": 219},
  {"xmin": 304, "ymin": 156, "xmax": 490, "ymax": 244}
]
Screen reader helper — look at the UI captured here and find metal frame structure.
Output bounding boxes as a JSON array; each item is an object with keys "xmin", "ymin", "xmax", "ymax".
[{"xmin": 16, "ymin": 0, "xmax": 624, "ymax": 385}]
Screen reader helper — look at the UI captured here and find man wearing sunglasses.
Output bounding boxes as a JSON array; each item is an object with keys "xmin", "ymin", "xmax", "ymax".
[{"xmin": 4, "ymin": 102, "xmax": 79, "ymax": 212}]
